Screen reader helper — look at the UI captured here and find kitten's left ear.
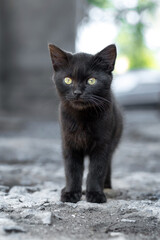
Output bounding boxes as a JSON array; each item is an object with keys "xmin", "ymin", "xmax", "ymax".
[{"xmin": 94, "ymin": 44, "xmax": 117, "ymax": 72}]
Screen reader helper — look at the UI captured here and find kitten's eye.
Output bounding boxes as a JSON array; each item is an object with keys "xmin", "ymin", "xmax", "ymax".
[
  {"xmin": 87, "ymin": 78, "xmax": 97, "ymax": 85},
  {"xmin": 64, "ymin": 77, "xmax": 72, "ymax": 85}
]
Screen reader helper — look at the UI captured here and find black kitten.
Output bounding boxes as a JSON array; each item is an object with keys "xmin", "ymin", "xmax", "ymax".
[{"xmin": 49, "ymin": 44, "xmax": 123, "ymax": 203}]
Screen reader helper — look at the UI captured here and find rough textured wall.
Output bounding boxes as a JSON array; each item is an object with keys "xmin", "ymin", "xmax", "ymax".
[{"xmin": 0, "ymin": 0, "xmax": 77, "ymax": 119}]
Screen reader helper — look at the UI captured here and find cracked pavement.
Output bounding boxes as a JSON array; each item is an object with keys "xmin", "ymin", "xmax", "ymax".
[{"xmin": 0, "ymin": 109, "xmax": 160, "ymax": 240}]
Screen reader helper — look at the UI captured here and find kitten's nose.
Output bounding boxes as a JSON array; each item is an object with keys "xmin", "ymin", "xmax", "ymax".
[{"xmin": 73, "ymin": 89, "xmax": 82, "ymax": 98}]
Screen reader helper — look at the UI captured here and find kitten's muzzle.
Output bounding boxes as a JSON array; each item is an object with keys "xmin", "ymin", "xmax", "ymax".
[{"xmin": 73, "ymin": 89, "xmax": 82, "ymax": 99}]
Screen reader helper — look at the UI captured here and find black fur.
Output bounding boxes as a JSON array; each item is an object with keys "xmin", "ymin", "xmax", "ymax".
[{"xmin": 49, "ymin": 44, "xmax": 123, "ymax": 203}]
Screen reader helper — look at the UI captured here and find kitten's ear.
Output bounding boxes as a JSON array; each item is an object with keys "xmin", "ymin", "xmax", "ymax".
[
  {"xmin": 94, "ymin": 44, "xmax": 117, "ymax": 72},
  {"xmin": 48, "ymin": 44, "xmax": 71, "ymax": 71}
]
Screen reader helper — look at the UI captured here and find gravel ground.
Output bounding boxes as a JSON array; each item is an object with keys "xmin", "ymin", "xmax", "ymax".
[{"xmin": 0, "ymin": 109, "xmax": 160, "ymax": 240}]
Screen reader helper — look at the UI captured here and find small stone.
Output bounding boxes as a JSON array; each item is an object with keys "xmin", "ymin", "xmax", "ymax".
[
  {"xmin": 41, "ymin": 212, "xmax": 52, "ymax": 225},
  {"xmin": 26, "ymin": 186, "xmax": 40, "ymax": 193},
  {"xmin": 3, "ymin": 226, "xmax": 26, "ymax": 233},
  {"xmin": 109, "ymin": 232, "xmax": 121, "ymax": 236},
  {"xmin": 38, "ymin": 206, "xmax": 45, "ymax": 210},
  {"xmin": 20, "ymin": 209, "xmax": 35, "ymax": 218},
  {"xmin": 109, "ymin": 232, "xmax": 126, "ymax": 239},
  {"xmin": 34, "ymin": 211, "xmax": 53, "ymax": 225},
  {"xmin": 9, "ymin": 186, "xmax": 28, "ymax": 195},
  {"xmin": 53, "ymin": 213, "xmax": 63, "ymax": 220},
  {"xmin": 64, "ymin": 202, "xmax": 78, "ymax": 208},
  {"xmin": 121, "ymin": 218, "xmax": 136, "ymax": 223},
  {"xmin": 43, "ymin": 203, "xmax": 50, "ymax": 207},
  {"xmin": 50, "ymin": 189, "xmax": 58, "ymax": 192}
]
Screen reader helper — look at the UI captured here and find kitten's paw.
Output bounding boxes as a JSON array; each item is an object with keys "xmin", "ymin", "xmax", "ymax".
[
  {"xmin": 61, "ymin": 188, "xmax": 82, "ymax": 203},
  {"xmin": 86, "ymin": 191, "xmax": 106, "ymax": 203}
]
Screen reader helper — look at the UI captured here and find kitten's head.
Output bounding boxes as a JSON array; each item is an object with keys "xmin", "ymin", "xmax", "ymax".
[{"xmin": 49, "ymin": 44, "xmax": 117, "ymax": 110}]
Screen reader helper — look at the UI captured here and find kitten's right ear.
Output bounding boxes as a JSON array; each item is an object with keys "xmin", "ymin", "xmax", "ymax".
[{"xmin": 48, "ymin": 44, "xmax": 71, "ymax": 71}]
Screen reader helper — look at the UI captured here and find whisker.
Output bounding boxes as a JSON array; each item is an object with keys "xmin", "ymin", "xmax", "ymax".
[
  {"xmin": 64, "ymin": 94, "xmax": 111, "ymax": 114},
  {"xmin": 86, "ymin": 97, "xmax": 106, "ymax": 113},
  {"xmin": 92, "ymin": 95, "xmax": 111, "ymax": 104},
  {"xmin": 88, "ymin": 99, "xmax": 101, "ymax": 115}
]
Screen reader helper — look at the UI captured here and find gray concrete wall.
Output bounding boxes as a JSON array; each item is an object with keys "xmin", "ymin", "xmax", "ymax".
[{"xmin": 0, "ymin": 0, "xmax": 78, "ymax": 119}]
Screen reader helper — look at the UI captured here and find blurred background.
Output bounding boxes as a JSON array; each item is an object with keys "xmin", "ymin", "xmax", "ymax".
[
  {"xmin": 0, "ymin": 0, "xmax": 160, "ymax": 187},
  {"xmin": 78, "ymin": 0, "xmax": 160, "ymax": 108},
  {"xmin": 0, "ymin": 0, "xmax": 160, "ymax": 120}
]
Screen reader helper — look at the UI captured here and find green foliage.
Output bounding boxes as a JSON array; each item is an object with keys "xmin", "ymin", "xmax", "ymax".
[
  {"xmin": 87, "ymin": 0, "xmax": 111, "ymax": 9},
  {"xmin": 117, "ymin": 30, "xmax": 156, "ymax": 69},
  {"xmin": 86, "ymin": 0, "xmax": 158, "ymax": 70}
]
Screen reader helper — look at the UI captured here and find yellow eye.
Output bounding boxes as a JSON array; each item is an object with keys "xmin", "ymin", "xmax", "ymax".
[
  {"xmin": 64, "ymin": 77, "xmax": 72, "ymax": 85},
  {"xmin": 88, "ymin": 78, "xmax": 96, "ymax": 85}
]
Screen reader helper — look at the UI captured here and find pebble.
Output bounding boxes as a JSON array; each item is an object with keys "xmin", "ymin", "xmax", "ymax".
[
  {"xmin": 38, "ymin": 211, "xmax": 52, "ymax": 225},
  {"xmin": 3, "ymin": 226, "xmax": 26, "ymax": 234},
  {"xmin": 121, "ymin": 218, "xmax": 136, "ymax": 223},
  {"xmin": 109, "ymin": 232, "xmax": 126, "ymax": 239},
  {"xmin": 53, "ymin": 213, "xmax": 63, "ymax": 220},
  {"xmin": 21, "ymin": 209, "xmax": 53, "ymax": 225},
  {"xmin": 9, "ymin": 186, "xmax": 28, "ymax": 195}
]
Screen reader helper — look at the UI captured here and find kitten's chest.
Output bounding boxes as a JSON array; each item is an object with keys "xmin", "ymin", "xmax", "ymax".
[{"xmin": 62, "ymin": 116, "xmax": 95, "ymax": 150}]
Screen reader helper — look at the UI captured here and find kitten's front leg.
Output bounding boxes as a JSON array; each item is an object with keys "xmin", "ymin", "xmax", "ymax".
[
  {"xmin": 86, "ymin": 147, "xmax": 109, "ymax": 203},
  {"xmin": 61, "ymin": 148, "xmax": 84, "ymax": 203}
]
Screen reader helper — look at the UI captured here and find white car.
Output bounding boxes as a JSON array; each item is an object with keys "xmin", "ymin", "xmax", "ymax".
[{"xmin": 113, "ymin": 70, "xmax": 160, "ymax": 107}]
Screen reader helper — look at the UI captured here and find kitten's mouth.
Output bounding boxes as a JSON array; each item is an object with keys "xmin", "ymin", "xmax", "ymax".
[
  {"xmin": 70, "ymin": 98, "xmax": 88, "ymax": 109},
  {"xmin": 71, "ymin": 99, "xmax": 86, "ymax": 105},
  {"xmin": 72, "ymin": 99, "xmax": 85, "ymax": 104}
]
